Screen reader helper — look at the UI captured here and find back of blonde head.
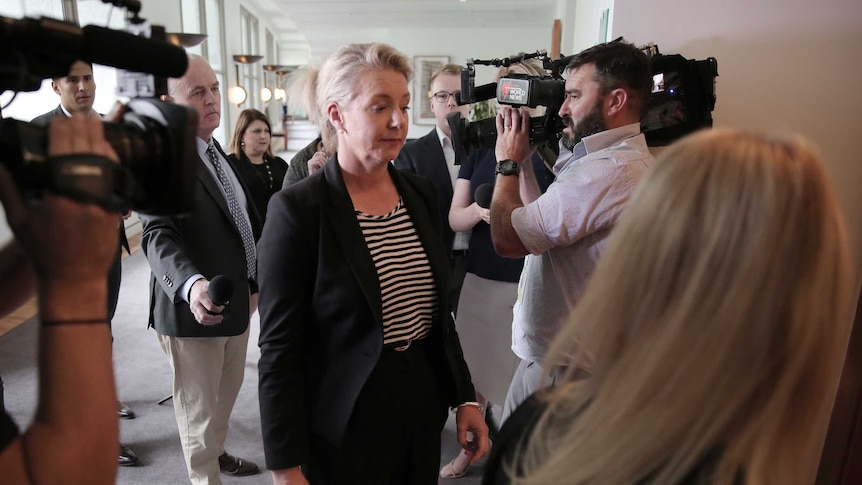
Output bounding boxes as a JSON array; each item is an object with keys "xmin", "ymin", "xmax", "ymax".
[
  {"xmin": 285, "ymin": 65, "xmax": 337, "ymax": 152},
  {"xmin": 515, "ymin": 129, "xmax": 854, "ymax": 484}
]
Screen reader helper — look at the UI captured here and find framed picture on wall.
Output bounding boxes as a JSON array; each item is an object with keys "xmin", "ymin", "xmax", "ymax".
[{"xmin": 413, "ymin": 55, "xmax": 449, "ymax": 125}]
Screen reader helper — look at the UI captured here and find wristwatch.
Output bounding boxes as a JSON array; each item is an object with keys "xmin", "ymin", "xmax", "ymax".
[{"xmin": 495, "ymin": 159, "xmax": 520, "ymax": 176}]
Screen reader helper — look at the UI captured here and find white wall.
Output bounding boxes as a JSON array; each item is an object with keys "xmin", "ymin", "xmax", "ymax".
[
  {"xmin": 572, "ymin": 0, "xmax": 615, "ymax": 52},
  {"xmin": 607, "ymin": 1, "xmax": 862, "ymax": 477},
  {"xmin": 610, "ymin": 0, "xmax": 862, "ymax": 271}
]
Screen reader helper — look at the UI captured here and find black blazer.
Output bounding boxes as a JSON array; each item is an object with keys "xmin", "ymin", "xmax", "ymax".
[
  {"xmin": 139, "ymin": 139, "xmax": 262, "ymax": 337},
  {"xmin": 394, "ymin": 128, "xmax": 456, "ymax": 252},
  {"xmin": 257, "ymin": 158, "xmax": 476, "ymax": 470}
]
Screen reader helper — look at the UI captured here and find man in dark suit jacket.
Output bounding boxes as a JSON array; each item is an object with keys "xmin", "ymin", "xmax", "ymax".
[
  {"xmin": 30, "ymin": 60, "xmax": 138, "ymax": 467},
  {"xmin": 394, "ymin": 63, "xmax": 473, "ymax": 315},
  {"xmin": 138, "ymin": 54, "xmax": 262, "ymax": 483}
]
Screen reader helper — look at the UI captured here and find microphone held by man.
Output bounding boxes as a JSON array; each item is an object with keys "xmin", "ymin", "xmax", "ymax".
[{"xmin": 206, "ymin": 275, "xmax": 233, "ymax": 316}]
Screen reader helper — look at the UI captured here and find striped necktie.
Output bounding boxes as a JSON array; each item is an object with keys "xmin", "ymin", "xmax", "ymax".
[{"xmin": 206, "ymin": 141, "xmax": 257, "ymax": 280}]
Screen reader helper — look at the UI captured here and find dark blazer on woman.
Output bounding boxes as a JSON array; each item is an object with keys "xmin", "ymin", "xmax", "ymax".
[{"xmin": 257, "ymin": 157, "xmax": 477, "ymax": 470}]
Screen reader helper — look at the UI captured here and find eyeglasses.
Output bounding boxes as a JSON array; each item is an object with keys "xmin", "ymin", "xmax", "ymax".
[{"xmin": 431, "ymin": 91, "xmax": 460, "ymax": 103}]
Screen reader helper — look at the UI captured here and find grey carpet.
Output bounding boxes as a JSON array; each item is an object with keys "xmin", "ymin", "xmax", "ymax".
[{"xmin": 0, "ymin": 249, "xmax": 488, "ymax": 484}]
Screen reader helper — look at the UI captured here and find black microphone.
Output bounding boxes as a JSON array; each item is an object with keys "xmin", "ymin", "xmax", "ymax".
[
  {"xmin": 207, "ymin": 275, "xmax": 233, "ymax": 315},
  {"xmin": 474, "ymin": 183, "xmax": 494, "ymax": 209}
]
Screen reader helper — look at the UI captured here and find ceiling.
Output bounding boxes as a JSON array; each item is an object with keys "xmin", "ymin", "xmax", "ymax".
[{"xmin": 249, "ymin": 0, "xmax": 563, "ymax": 63}]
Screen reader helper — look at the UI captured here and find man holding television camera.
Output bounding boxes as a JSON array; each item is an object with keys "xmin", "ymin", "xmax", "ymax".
[{"xmin": 489, "ymin": 40, "xmax": 655, "ymax": 420}]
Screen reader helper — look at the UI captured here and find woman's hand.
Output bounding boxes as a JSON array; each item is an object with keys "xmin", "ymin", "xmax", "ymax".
[
  {"xmin": 455, "ymin": 405, "xmax": 490, "ymax": 464},
  {"xmin": 474, "ymin": 203, "xmax": 491, "ymax": 224}
]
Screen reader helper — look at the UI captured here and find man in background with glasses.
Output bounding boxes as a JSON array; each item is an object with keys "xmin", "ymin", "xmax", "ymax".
[{"xmin": 395, "ymin": 64, "xmax": 472, "ymax": 316}]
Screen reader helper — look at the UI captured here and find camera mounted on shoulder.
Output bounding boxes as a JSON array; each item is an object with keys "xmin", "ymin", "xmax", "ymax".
[
  {"xmin": 0, "ymin": 0, "xmax": 198, "ymax": 215},
  {"xmin": 447, "ymin": 38, "xmax": 719, "ymax": 161}
]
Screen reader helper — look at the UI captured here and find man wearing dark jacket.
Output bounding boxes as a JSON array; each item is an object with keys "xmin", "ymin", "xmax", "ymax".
[{"xmin": 394, "ymin": 63, "xmax": 472, "ymax": 315}]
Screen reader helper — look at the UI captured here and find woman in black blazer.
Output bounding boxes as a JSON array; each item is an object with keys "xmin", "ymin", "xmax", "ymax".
[{"xmin": 257, "ymin": 43, "xmax": 489, "ymax": 485}]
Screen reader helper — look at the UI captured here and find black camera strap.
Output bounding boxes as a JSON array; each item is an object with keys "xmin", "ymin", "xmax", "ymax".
[{"xmin": 43, "ymin": 154, "xmax": 131, "ymax": 212}]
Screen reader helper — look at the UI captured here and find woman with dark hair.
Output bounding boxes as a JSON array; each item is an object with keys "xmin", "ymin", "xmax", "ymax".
[{"xmin": 229, "ymin": 108, "xmax": 287, "ymax": 221}]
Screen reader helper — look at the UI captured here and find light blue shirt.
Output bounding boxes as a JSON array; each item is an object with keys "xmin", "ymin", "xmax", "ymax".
[{"xmin": 510, "ymin": 123, "xmax": 654, "ymax": 364}]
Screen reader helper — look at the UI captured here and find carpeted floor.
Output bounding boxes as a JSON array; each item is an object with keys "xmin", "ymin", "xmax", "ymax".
[{"xmin": 0, "ymin": 249, "xmax": 489, "ymax": 484}]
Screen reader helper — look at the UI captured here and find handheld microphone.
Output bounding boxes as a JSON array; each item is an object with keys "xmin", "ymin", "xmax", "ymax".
[
  {"xmin": 474, "ymin": 183, "xmax": 494, "ymax": 209},
  {"xmin": 207, "ymin": 275, "xmax": 233, "ymax": 315}
]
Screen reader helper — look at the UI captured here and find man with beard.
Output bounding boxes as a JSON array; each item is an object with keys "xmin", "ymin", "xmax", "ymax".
[{"xmin": 489, "ymin": 40, "xmax": 655, "ymax": 421}]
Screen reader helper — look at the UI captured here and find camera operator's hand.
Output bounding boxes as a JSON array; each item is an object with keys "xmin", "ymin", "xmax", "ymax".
[
  {"xmin": 495, "ymin": 106, "xmax": 534, "ymax": 164},
  {"xmin": 0, "ymin": 115, "xmax": 122, "ymax": 485},
  {"xmin": 0, "ymin": 116, "xmax": 121, "ymax": 318}
]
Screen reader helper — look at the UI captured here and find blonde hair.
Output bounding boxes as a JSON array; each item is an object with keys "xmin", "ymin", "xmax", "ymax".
[
  {"xmin": 513, "ymin": 129, "xmax": 854, "ymax": 484},
  {"xmin": 495, "ymin": 56, "xmax": 546, "ymax": 80},
  {"xmin": 316, "ymin": 43, "xmax": 412, "ymax": 118},
  {"xmin": 285, "ymin": 64, "xmax": 337, "ymax": 153},
  {"xmin": 228, "ymin": 108, "xmax": 273, "ymax": 158}
]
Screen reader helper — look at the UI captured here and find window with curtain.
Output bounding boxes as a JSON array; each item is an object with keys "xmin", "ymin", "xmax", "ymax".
[
  {"xmin": 240, "ymin": 7, "xmax": 260, "ymax": 110},
  {"xmin": 199, "ymin": 0, "xmax": 227, "ymax": 144},
  {"xmin": 264, "ymin": 28, "xmax": 277, "ymax": 123},
  {"xmin": 180, "ymin": 0, "xmax": 203, "ymax": 57}
]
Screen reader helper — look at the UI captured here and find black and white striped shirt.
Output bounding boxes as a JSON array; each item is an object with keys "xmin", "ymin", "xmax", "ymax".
[{"xmin": 356, "ymin": 199, "xmax": 437, "ymax": 346}]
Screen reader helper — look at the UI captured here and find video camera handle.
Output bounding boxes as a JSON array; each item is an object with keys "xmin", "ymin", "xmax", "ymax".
[{"xmin": 470, "ymin": 50, "xmax": 547, "ymax": 68}]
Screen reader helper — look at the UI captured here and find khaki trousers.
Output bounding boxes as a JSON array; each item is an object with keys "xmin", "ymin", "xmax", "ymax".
[{"xmin": 158, "ymin": 328, "xmax": 250, "ymax": 485}]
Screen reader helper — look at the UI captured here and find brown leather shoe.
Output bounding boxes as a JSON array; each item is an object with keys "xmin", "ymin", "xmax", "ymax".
[{"xmin": 218, "ymin": 452, "xmax": 260, "ymax": 476}]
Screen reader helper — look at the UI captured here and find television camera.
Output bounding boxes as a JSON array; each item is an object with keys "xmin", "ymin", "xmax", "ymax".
[
  {"xmin": 639, "ymin": 43, "xmax": 718, "ymax": 146},
  {"xmin": 0, "ymin": 0, "xmax": 198, "ymax": 214},
  {"xmin": 447, "ymin": 50, "xmax": 568, "ymax": 162},
  {"xmin": 448, "ymin": 41, "xmax": 719, "ymax": 161}
]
